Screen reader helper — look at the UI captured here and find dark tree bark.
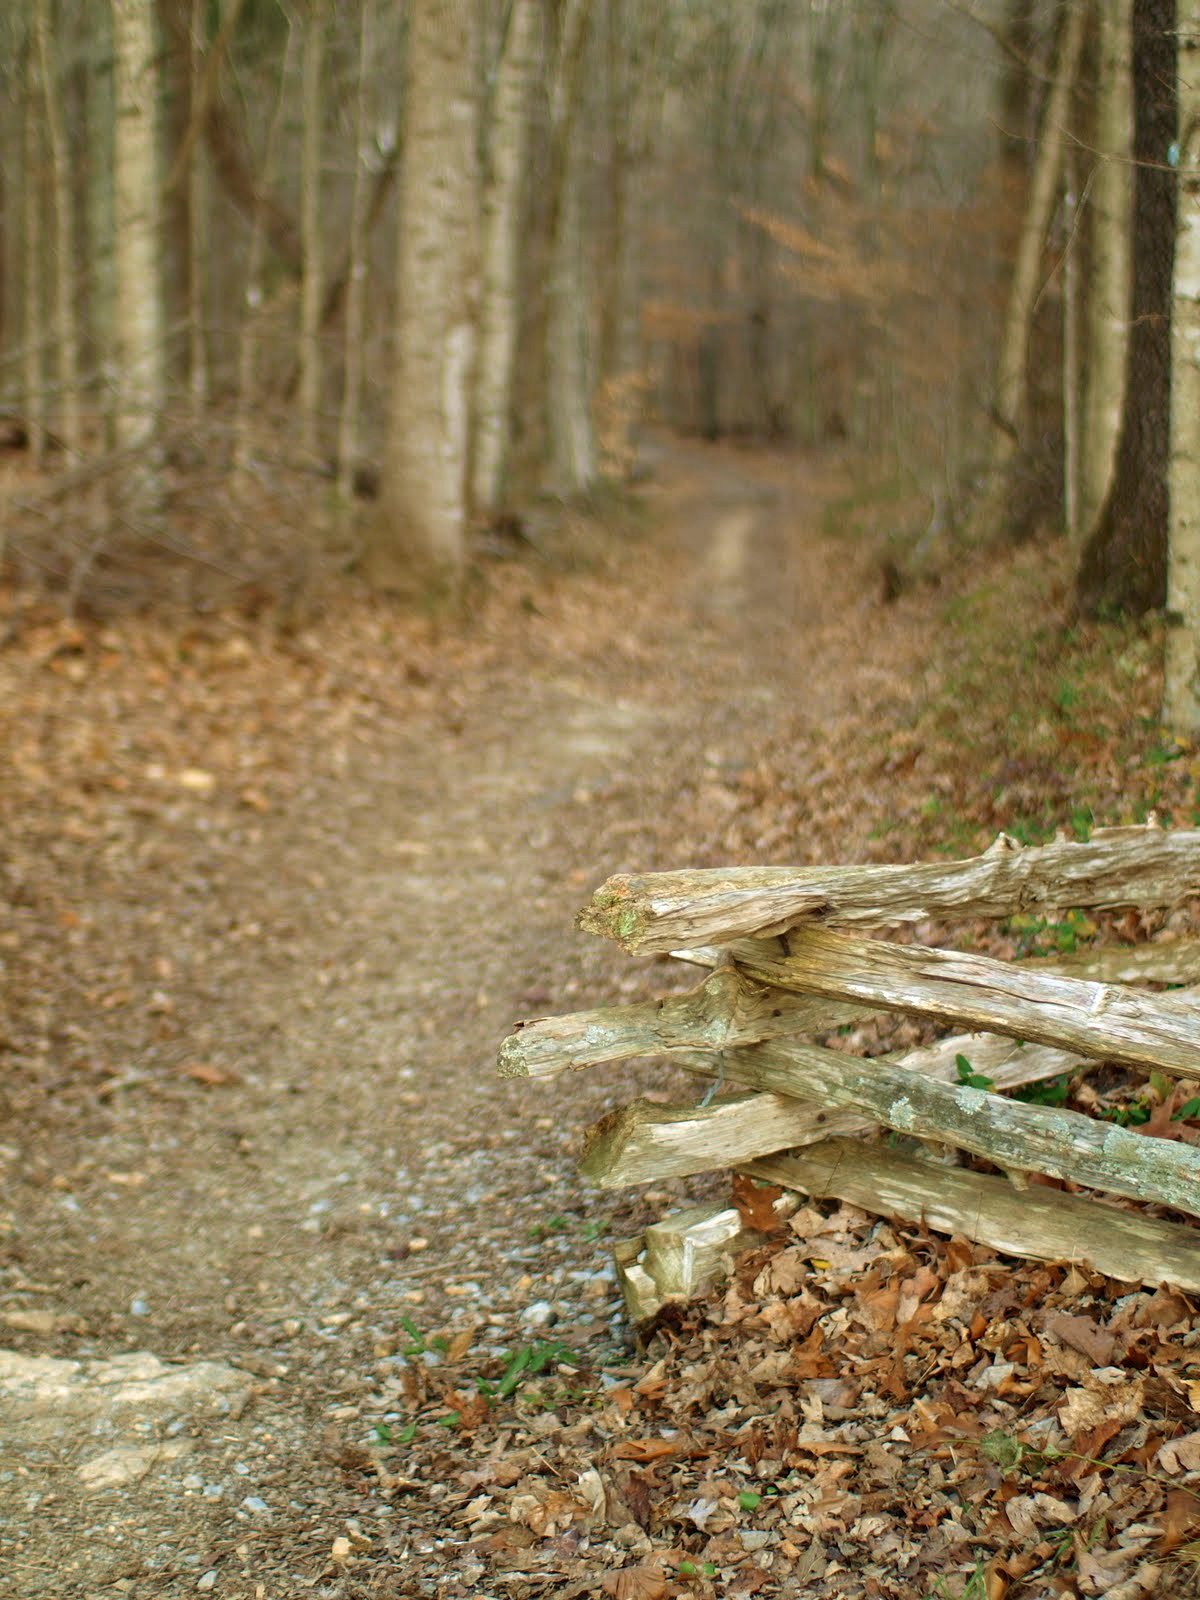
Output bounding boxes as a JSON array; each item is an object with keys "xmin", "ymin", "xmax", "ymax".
[{"xmin": 1075, "ymin": 0, "xmax": 1177, "ymax": 617}]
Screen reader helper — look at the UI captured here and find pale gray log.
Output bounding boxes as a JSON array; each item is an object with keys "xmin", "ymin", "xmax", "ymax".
[
  {"xmin": 739, "ymin": 927, "xmax": 1200, "ymax": 1075},
  {"xmin": 742, "ymin": 1141, "xmax": 1200, "ymax": 1295},
  {"xmin": 497, "ymin": 966, "xmax": 865, "ymax": 1079},
  {"xmin": 578, "ymin": 1023, "xmax": 1108, "ymax": 1188},
  {"xmin": 578, "ymin": 826, "xmax": 1200, "ymax": 953},
  {"xmin": 726, "ymin": 1035, "xmax": 1200, "ymax": 1218}
]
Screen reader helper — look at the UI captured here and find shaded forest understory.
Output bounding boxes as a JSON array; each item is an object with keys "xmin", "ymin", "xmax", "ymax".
[{"xmin": 3, "ymin": 438, "xmax": 1200, "ymax": 1600}]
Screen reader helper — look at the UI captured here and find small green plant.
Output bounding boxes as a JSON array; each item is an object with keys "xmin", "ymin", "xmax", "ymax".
[
  {"xmin": 476, "ymin": 1339, "xmax": 575, "ymax": 1402},
  {"xmin": 1003, "ymin": 908, "xmax": 1096, "ymax": 957},
  {"xmin": 677, "ymin": 1560, "xmax": 718, "ymax": 1579},
  {"xmin": 1013, "ymin": 1074, "xmax": 1071, "ymax": 1106},
  {"xmin": 955, "ymin": 1054, "xmax": 995, "ymax": 1091},
  {"xmin": 738, "ymin": 1490, "xmax": 762, "ymax": 1511},
  {"xmin": 398, "ymin": 1315, "xmax": 449, "ymax": 1360}
]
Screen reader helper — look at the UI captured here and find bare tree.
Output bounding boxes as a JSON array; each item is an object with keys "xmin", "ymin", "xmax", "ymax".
[
  {"xmin": 336, "ymin": 0, "xmax": 375, "ymax": 507},
  {"xmin": 1076, "ymin": 0, "xmax": 1178, "ymax": 616},
  {"xmin": 1163, "ymin": 0, "xmax": 1200, "ymax": 727},
  {"xmin": 36, "ymin": 0, "xmax": 82, "ymax": 456},
  {"xmin": 543, "ymin": 0, "xmax": 598, "ymax": 497},
  {"xmin": 111, "ymin": 0, "xmax": 166, "ymax": 508},
  {"xmin": 231, "ymin": 23, "xmax": 294, "ymax": 484},
  {"xmin": 369, "ymin": 0, "xmax": 479, "ymax": 597},
  {"xmin": 1079, "ymin": 0, "xmax": 1134, "ymax": 540},
  {"xmin": 969, "ymin": 0, "xmax": 1086, "ymax": 545},
  {"xmin": 472, "ymin": 0, "xmax": 540, "ymax": 514},
  {"xmin": 22, "ymin": 26, "xmax": 46, "ymax": 465},
  {"xmin": 298, "ymin": 0, "xmax": 324, "ymax": 461}
]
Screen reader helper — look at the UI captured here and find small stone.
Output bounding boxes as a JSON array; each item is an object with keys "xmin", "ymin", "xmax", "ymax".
[
  {"xmin": 197, "ymin": 1571, "xmax": 217, "ymax": 1591},
  {"xmin": 130, "ymin": 1298, "xmax": 151, "ymax": 1318},
  {"xmin": 241, "ymin": 1496, "xmax": 268, "ymax": 1513},
  {"xmin": 519, "ymin": 1300, "xmax": 554, "ymax": 1328},
  {"xmin": 331, "ymin": 1536, "xmax": 352, "ymax": 1561}
]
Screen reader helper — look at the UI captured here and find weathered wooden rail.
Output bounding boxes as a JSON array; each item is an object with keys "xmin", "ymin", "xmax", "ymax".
[{"xmin": 498, "ymin": 826, "xmax": 1200, "ymax": 1317}]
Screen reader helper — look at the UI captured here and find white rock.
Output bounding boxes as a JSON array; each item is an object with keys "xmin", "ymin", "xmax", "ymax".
[{"xmin": 78, "ymin": 1439, "xmax": 192, "ymax": 1489}]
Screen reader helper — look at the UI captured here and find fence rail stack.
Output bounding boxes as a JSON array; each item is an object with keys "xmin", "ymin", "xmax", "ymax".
[{"xmin": 498, "ymin": 825, "xmax": 1200, "ymax": 1318}]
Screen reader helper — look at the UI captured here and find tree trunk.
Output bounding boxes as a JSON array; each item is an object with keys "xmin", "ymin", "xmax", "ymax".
[
  {"xmin": 1076, "ymin": 0, "xmax": 1178, "ymax": 615},
  {"xmin": 36, "ymin": 0, "xmax": 82, "ymax": 457},
  {"xmin": 1063, "ymin": 147, "xmax": 1081, "ymax": 538},
  {"xmin": 187, "ymin": 0, "xmax": 209, "ymax": 418},
  {"xmin": 597, "ymin": 0, "xmax": 656, "ymax": 475},
  {"xmin": 969, "ymin": 0, "xmax": 1086, "ymax": 544},
  {"xmin": 22, "ymin": 33, "xmax": 46, "ymax": 466},
  {"xmin": 157, "ymin": 0, "xmax": 192, "ymax": 389},
  {"xmin": 369, "ymin": 0, "xmax": 478, "ymax": 597},
  {"xmin": 1163, "ymin": 2, "xmax": 1200, "ymax": 726},
  {"xmin": 298, "ymin": 1, "xmax": 324, "ymax": 462},
  {"xmin": 544, "ymin": 0, "xmax": 598, "ymax": 496},
  {"xmin": 471, "ymin": 0, "xmax": 540, "ymax": 514},
  {"xmin": 231, "ymin": 26, "xmax": 294, "ymax": 483},
  {"xmin": 546, "ymin": 86, "xmax": 598, "ymax": 494},
  {"xmin": 1079, "ymin": 0, "xmax": 1134, "ymax": 538},
  {"xmin": 336, "ymin": 0, "xmax": 375, "ymax": 506},
  {"xmin": 111, "ymin": 0, "xmax": 166, "ymax": 508}
]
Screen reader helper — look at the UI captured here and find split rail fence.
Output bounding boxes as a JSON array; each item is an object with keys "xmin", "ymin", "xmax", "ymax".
[{"xmin": 498, "ymin": 826, "xmax": 1200, "ymax": 1318}]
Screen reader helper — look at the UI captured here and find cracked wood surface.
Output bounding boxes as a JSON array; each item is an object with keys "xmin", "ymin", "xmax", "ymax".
[
  {"xmin": 738, "ymin": 926, "xmax": 1200, "ymax": 1075},
  {"xmin": 579, "ymin": 827, "xmax": 1200, "ymax": 953},
  {"xmin": 721, "ymin": 1035, "xmax": 1200, "ymax": 1218}
]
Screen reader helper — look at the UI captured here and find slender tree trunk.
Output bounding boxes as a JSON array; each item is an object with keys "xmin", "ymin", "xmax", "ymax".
[
  {"xmin": 970, "ymin": 0, "xmax": 1086, "ymax": 543},
  {"xmin": 232, "ymin": 26, "xmax": 294, "ymax": 482},
  {"xmin": 298, "ymin": 0, "xmax": 324, "ymax": 461},
  {"xmin": 597, "ymin": 0, "xmax": 653, "ymax": 475},
  {"xmin": 1063, "ymin": 147, "xmax": 1081, "ymax": 539},
  {"xmin": 546, "ymin": 79, "xmax": 598, "ymax": 494},
  {"xmin": 1163, "ymin": 2, "xmax": 1200, "ymax": 727},
  {"xmin": 369, "ymin": 0, "xmax": 479, "ymax": 597},
  {"xmin": 337, "ymin": 0, "xmax": 375, "ymax": 506},
  {"xmin": 471, "ymin": 0, "xmax": 539, "ymax": 514},
  {"xmin": 23, "ymin": 38, "xmax": 46, "ymax": 466},
  {"xmin": 36, "ymin": 0, "xmax": 82, "ymax": 457},
  {"xmin": 1080, "ymin": 0, "xmax": 1134, "ymax": 538},
  {"xmin": 541, "ymin": 0, "xmax": 598, "ymax": 495},
  {"xmin": 157, "ymin": 0, "xmax": 191, "ymax": 387},
  {"xmin": 187, "ymin": 0, "xmax": 209, "ymax": 418},
  {"xmin": 1076, "ymin": 0, "xmax": 1178, "ymax": 616},
  {"xmin": 111, "ymin": 0, "xmax": 166, "ymax": 505}
]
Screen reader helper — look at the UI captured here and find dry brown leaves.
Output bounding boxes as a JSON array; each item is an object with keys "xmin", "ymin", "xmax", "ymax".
[{"xmin": 399, "ymin": 1211, "xmax": 1200, "ymax": 1599}]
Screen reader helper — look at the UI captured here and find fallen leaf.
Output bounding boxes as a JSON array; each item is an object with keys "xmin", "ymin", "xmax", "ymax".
[
  {"xmin": 732, "ymin": 1173, "xmax": 787, "ymax": 1233},
  {"xmin": 601, "ymin": 1565, "xmax": 666, "ymax": 1600},
  {"xmin": 1042, "ymin": 1311, "xmax": 1116, "ymax": 1367},
  {"xmin": 1160, "ymin": 1489, "xmax": 1200, "ymax": 1552},
  {"xmin": 608, "ymin": 1437, "xmax": 679, "ymax": 1463},
  {"xmin": 182, "ymin": 1063, "xmax": 240, "ymax": 1087},
  {"xmin": 1157, "ymin": 1432, "xmax": 1200, "ymax": 1474}
]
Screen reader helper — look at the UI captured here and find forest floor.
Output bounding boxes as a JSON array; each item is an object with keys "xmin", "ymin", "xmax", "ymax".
[{"xmin": 2, "ymin": 436, "xmax": 1200, "ymax": 1600}]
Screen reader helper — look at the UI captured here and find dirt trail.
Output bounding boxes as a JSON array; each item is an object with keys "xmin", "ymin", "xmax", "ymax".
[{"xmin": 1, "ymin": 441, "xmax": 899, "ymax": 1598}]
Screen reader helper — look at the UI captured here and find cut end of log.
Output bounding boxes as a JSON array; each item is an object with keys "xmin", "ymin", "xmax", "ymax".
[
  {"xmin": 496, "ymin": 1030, "xmax": 532, "ymax": 1078},
  {"xmin": 577, "ymin": 876, "xmax": 644, "ymax": 949},
  {"xmin": 613, "ymin": 1201, "xmax": 757, "ymax": 1321}
]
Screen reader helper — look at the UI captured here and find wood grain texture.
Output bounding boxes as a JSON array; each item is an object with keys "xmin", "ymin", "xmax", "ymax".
[
  {"xmin": 579, "ymin": 827, "xmax": 1200, "ymax": 953},
  {"xmin": 739, "ymin": 926, "xmax": 1200, "ymax": 1075}
]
